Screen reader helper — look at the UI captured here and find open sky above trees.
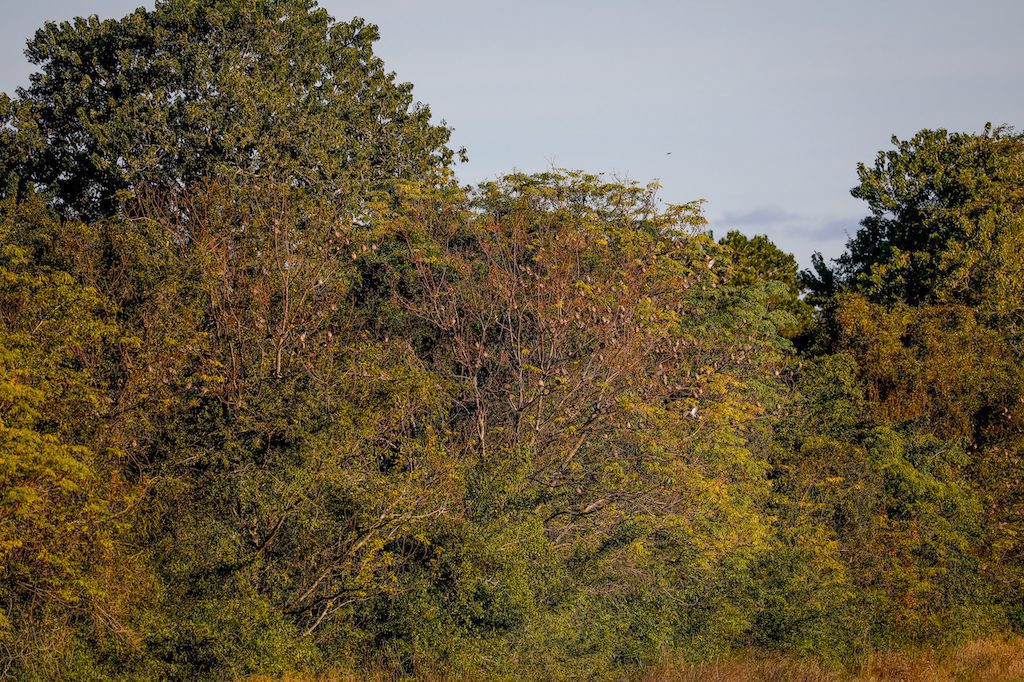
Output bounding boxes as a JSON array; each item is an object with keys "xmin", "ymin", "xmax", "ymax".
[{"xmin": 2, "ymin": 0, "xmax": 1022, "ymax": 265}]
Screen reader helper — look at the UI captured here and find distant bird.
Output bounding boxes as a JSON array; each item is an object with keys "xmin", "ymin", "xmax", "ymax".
[{"xmin": 666, "ymin": 152, "xmax": 672, "ymax": 155}]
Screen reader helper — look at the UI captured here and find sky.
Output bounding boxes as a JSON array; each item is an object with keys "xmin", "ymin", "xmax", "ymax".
[{"xmin": 2, "ymin": 1, "xmax": 1023, "ymax": 266}]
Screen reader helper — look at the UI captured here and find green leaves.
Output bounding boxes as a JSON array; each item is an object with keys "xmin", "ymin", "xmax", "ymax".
[
  {"xmin": 0, "ymin": 193, "xmax": 145, "ymax": 673},
  {"xmin": 811, "ymin": 125, "xmax": 1024, "ymax": 310},
  {"xmin": 5, "ymin": 0, "xmax": 458, "ymax": 219},
  {"xmin": 788, "ymin": 125, "xmax": 1024, "ymax": 654},
  {"xmin": 1, "ymin": 1, "xmax": 1022, "ymax": 672}
]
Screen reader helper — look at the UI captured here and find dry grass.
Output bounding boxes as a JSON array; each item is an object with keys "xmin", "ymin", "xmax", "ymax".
[
  {"xmin": 859, "ymin": 635, "xmax": 1024, "ymax": 682},
  {"xmin": 643, "ymin": 635, "xmax": 1024, "ymax": 682},
  {"xmin": 641, "ymin": 652, "xmax": 841, "ymax": 682},
  {"xmin": 252, "ymin": 635, "xmax": 1024, "ymax": 681}
]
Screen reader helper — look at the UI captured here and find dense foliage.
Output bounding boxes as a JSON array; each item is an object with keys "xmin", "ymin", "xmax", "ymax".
[{"xmin": 0, "ymin": 1, "xmax": 1021, "ymax": 679}]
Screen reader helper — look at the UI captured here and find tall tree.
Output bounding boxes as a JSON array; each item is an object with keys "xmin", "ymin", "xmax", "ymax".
[
  {"xmin": 2, "ymin": 0, "xmax": 459, "ymax": 219},
  {"xmin": 369, "ymin": 172, "xmax": 795, "ymax": 675},
  {"xmin": 804, "ymin": 126, "xmax": 1024, "ymax": 630},
  {"xmin": 805, "ymin": 125, "xmax": 1024, "ymax": 310},
  {"xmin": 719, "ymin": 230, "xmax": 812, "ymax": 339}
]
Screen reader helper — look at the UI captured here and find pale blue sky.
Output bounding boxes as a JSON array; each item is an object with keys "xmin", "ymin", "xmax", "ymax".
[{"xmin": 3, "ymin": 1, "xmax": 1023, "ymax": 265}]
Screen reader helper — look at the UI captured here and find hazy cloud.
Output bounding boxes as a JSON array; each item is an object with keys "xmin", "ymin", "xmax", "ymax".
[{"xmin": 720, "ymin": 205, "xmax": 803, "ymax": 226}]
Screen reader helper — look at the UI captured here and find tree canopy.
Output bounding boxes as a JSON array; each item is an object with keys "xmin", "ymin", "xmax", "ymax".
[
  {"xmin": 2, "ymin": 0, "xmax": 459, "ymax": 218},
  {"xmin": 1, "ymin": 1, "xmax": 1022, "ymax": 678}
]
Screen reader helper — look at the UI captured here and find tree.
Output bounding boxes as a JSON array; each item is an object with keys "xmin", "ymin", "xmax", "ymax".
[
  {"xmin": 804, "ymin": 126, "xmax": 1024, "ymax": 631},
  {"xmin": 805, "ymin": 125, "xmax": 1024, "ymax": 310},
  {"xmin": 760, "ymin": 354, "xmax": 992, "ymax": 656},
  {"xmin": 369, "ymin": 171, "xmax": 794, "ymax": 674},
  {"xmin": 108, "ymin": 179, "xmax": 459, "ymax": 675},
  {"xmin": 5, "ymin": 1, "xmax": 1023, "ymax": 670},
  {"xmin": 0, "ymin": 192, "xmax": 150, "ymax": 676},
  {"xmin": 3, "ymin": 0, "xmax": 459, "ymax": 219},
  {"xmin": 719, "ymin": 230, "xmax": 812, "ymax": 339}
]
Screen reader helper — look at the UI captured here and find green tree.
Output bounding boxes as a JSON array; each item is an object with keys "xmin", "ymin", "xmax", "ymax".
[
  {"xmin": 3, "ymin": 0, "xmax": 459, "ymax": 219},
  {"xmin": 110, "ymin": 179, "xmax": 459, "ymax": 676},
  {"xmin": 0, "ymin": 192, "xmax": 151, "ymax": 676},
  {"xmin": 805, "ymin": 125, "xmax": 1024, "ymax": 310},
  {"xmin": 803, "ymin": 126, "xmax": 1024, "ymax": 632},
  {"xmin": 364, "ymin": 171, "xmax": 794, "ymax": 675},
  {"xmin": 755, "ymin": 354, "xmax": 992, "ymax": 660},
  {"xmin": 719, "ymin": 230, "xmax": 812, "ymax": 338}
]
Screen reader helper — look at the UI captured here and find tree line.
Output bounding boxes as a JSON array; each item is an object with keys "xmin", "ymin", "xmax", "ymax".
[{"xmin": 1, "ymin": 1, "xmax": 1022, "ymax": 678}]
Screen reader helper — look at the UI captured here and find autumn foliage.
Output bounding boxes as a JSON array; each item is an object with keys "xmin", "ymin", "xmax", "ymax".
[{"xmin": 1, "ymin": 1, "xmax": 1023, "ymax": 679}]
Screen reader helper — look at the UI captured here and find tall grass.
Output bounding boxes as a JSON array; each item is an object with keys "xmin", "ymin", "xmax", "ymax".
[
  {"xmin": 643, "ymin": 635, "xmax": 1024, "ymax": 682},
  {"xmin": 255, "ymin": 635, "xmax": 1024, "ymax": 681}
]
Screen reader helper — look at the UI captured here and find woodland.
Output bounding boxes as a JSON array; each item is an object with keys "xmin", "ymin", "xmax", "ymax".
[{"xmin": 1, "ymin": 1, "xmax": 1023, "ymax": 679}]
